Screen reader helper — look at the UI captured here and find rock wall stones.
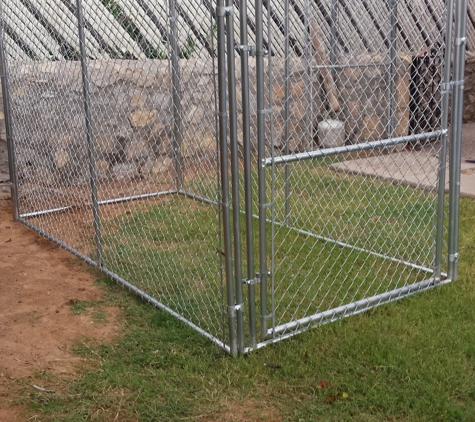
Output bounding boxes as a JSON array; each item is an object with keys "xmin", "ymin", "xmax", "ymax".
[
  {"xmin": 464, "ymin": 52, "xmax": 475, "ymax": 123},
  {"xmin": 4, "ymin": 55, "xmax": 411, "ymax": 188}
]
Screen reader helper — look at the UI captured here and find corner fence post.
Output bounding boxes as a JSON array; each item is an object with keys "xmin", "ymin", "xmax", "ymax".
[
  {"xmin": 448, "ymin": 0, "xmax": 468, "ymax": 280},
  {"xmin": 216, "ymin": 0, "xmax": 237, "ymax": 356},
  {"xmin": 239, "ymin": 0, "xmax": 257, "ymax": 349},
  {"xmin": 435, "ymin": 0, "xmax": 454, "ymax": 282},
  {"xmin": 168, "ymin": 0, "xmax": 183, "ymax": 192},
  {"xmin": 76, "ymin": 0, "xmax": 104, "ymax": 267},
  {"xmin": 225, "ymin": 0, "xmax": 245, "ymax": 354},
  {"xmin": 0, "ymin": 8, "xmax": 19, "ymax": 220}
]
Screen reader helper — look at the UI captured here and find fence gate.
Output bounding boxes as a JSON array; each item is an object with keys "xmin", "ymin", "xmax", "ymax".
[
  {"xmin": 1, "ymin": 0, "xmax": 468, "ymax": 356},
  {"xmin": 249, "ymin": 0, "xmax": 466, "ymax": 350}
]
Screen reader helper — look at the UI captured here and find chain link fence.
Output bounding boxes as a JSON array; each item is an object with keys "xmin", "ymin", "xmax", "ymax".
[{"xmin": 0, "ymin": 0, "xmax": 467, "ymax": 355}]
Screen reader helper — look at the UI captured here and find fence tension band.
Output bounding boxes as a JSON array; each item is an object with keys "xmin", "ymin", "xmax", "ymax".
[
  {"xmin": 440, "ymin": 82, "xmax": 453, "ymax": 94},
  {"xmin": 258, "ymin": 108, "xmax": 273, "ymax": 115},
  {"xmin": 227, "ymin": 303, "xmax": 244, "ymax": 318},
  {"xmin": 216, "ymin": 6, "xmax": 233, "ymax": 16},
  {"xmin": 449, "ymin": 253, "xmax": 459, "ymax": 262}
]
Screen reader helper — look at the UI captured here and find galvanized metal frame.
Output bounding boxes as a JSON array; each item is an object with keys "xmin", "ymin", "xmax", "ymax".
[
  {"xmin": 0, "ymin": 0, "xmax": 466, "ymax": 356},
  {"xmin": 448, "ymin": 0, "xmax": 468, "ymax": 280},
  {"xmin": 76, "ymin": 0, "xmax": 103, "ymax": 268},
  {"xmin": 0, "ymin": 5, "xmax": 18, "ymax": 220}
]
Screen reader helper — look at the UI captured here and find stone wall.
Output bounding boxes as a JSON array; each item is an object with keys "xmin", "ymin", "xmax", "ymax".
[
  {"xmin": 3, "ymin": 55, "xmax": 410, "ymax": 188},
  {"xmin": 463, "ymin": 52, "xmax": 475, "ymax": 123}
]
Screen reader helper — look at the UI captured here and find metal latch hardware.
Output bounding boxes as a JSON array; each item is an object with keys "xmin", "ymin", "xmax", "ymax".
[
  {"xmin": 236, "ymin": 44, "xmax": 256, "ymax": 57},
  {"xmin": 216, "ymin": 6, "xmax": 234, "ymax": 16},
  {"xmin": 440, "ymin": 82, "xmax": 453, "ymax": 95},
  {"xmin": 227, "ymin": 303, "xmax": 243, "ymax": 317},
  {"xmin": 243, "ymin": 277, "xmax": 260, "ymax": 286},
  {"xmin": 449, "ymin": 253, "xmax": 459, "ymax": 263}
]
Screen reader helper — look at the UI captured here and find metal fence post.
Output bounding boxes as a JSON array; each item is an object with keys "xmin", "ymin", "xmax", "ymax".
[
  {"xmin": 448, "ymin": 0, "xmax": 468, "ymax": 280},
  {"xmin": 0, "ymin": 9, "xmax": 19, "ymax": 220},
  {"xmin": 435, "ymin": 0, "xmax": 454, "ymax": 282},
  {"xmin": 217, "ymin": 0, "xmax": 237, "ymax": 356},
  {"xmin": 239, "ymin": 0, "xmax": 257, "ymax": 349},
  {"xmin": 255, "ymin": 0, "xmax": 269, "ymax": 339},
  {"xmin": 168, "ymin": 0, "xmax": 183, "ymax": 192},
  {"xmin": 76, "ymin": 0, "xmax": 103, "ymax": 267},
  {"xmin": 225, "ymin": 0, "xmax": 245, "ymax": 354}
]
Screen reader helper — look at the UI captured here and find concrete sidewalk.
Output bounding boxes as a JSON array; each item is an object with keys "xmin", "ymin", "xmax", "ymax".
[
  {"xmin": 331, "ymin": 123, "xmax": 475, "ymax": 198},
  {"xmin": 331, "ymin": 149, "xmax": 475, "ymax": 198}
]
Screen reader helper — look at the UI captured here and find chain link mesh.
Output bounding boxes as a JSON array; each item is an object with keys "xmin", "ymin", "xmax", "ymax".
[
  {"xmin": 1, "ymin": 0, "xmax": 459, "ymax": 353},
  {"xmin": 263, "ymin": 0, "xmax": 450, "ymax": 340}
]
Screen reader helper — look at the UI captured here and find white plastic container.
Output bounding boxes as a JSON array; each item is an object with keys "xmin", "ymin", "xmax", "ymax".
[{"xmin": 318, "ymin": 119, "xmax": 346, "ymax": 148}]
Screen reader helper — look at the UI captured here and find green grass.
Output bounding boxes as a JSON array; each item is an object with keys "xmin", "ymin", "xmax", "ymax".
[
  {"xmin": 95, "ymin": 160, "xmax": 439, "ymax": 341},
  {"xmin": 19, "ymin": 194, "xmax": 475, "ymax": 421},
  {"xmin": 14, "ymin": 197, "xmax": 475, "ymax": 421}
]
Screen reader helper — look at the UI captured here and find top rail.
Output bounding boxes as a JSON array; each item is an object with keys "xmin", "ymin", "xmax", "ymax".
[{"xmin": 264, "ymin": 130, "xmax": 445, "ymax": 167}]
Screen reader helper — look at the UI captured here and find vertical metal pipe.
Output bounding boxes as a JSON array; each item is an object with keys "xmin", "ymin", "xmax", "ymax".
[
  {"xmin": 216, "ymin": 0, "xmax": 237, "ymax": 356},
  {"xmin": 266, "ymin": 0, "xmax": 276, "ymax": 336},
  {"xmin": 76, "ymin": 0, "xmax": 103, "ymax": 267},
  {"xmin": 284, "ymin": 0, "xmax": 290, "ymax": 224},
  {"xmin": 255, "ymin": 0, "xmax": 269, "ymax": 339},
  {"xmin": 448, "ymin": 0, "xmax": 468, "ymax": 280},
  {"xmin": 0, "ymin": 10, "xmax": 19, "ymax": 220},
  {"xmin": 169, "ymin": 0, "xmax": 183, "ymax": 192},
  {"xmin": 208, "ymin": 0, "xmax": 227, "ymax": 347},
  {"xmin": 435, "ymin": 0, "xmax": 454, "ymax": 281},
  {"xmin": 239, "ymin": 0, "xmax": 257, "ymax": 348},
  {"xmin": 225, "ymin": 0, "xmax": 245, "ymax": 354},
  {"xmin": 388, "ymin": 0, "xmax": 398, "ymax": 139}
]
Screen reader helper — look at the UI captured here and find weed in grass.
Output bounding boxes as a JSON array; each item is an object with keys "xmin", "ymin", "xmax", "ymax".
[
  {"xmin": 91, "ymin": 311, "xmax": 107, "ymax": 324},
  {"xmin": 70, "ymin": 300, "xmax": 99, "ymax": 315}
]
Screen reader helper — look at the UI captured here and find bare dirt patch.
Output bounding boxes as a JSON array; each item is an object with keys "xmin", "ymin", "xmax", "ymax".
[
  {"xmin": 0, "ymin": 198, "xmax": 121, "ymax": 421},
  {"xmin": 208, "ymin": 398, "xmax": 282, "ymax": 422}
]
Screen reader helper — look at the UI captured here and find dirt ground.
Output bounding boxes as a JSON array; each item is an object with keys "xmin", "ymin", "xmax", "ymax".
[
  {"xmin": 1, "ymin": 124, "xmax": 475, "ymax": 421},
  {"xmin": 0, "ymin": 198, "xmax": 121, "ymax": 421}
]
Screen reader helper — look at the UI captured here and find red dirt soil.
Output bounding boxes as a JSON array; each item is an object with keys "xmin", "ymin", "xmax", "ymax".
[{"xmin": 0, "ymin": 197, "xmax": 121, "ymax": 421}]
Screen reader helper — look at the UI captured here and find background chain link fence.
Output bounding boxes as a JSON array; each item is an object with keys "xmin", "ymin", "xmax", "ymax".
[{"xmin": 0, "ymin": 0, "xmax": 467, "ymax": 355}]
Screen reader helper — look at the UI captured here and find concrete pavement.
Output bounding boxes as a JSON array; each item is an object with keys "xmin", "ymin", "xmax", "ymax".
[{"xmin": 331, "ymin": 147, "xmax": 475, "ymax": 198}]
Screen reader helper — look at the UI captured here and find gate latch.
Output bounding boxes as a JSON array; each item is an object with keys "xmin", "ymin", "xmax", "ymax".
[
  {"xmin": 243, "ymin": 277, "xmax": 259, "ymax": 286},
  {"xmin": 236, "ymin": 44, "xmax": 256, "ymax": 57},
  {"xmin": 243, "ymin": 271, "xmax": 271, "ymax": 286}
]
